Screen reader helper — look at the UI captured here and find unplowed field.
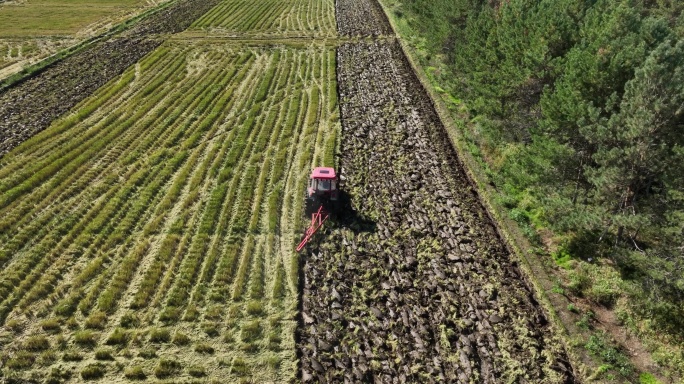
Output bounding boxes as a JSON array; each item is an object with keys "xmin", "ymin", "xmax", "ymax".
[
  {"xmin": 0, "ymin": 0, "xmax": 224, "ymax": 159},
  {"xmin": 192, "ymin": 0, "xmax": 336, "ymax": 37},
  {"xmin": 0, "ymin": 38, "xmax": 338, "ymax": 384}
]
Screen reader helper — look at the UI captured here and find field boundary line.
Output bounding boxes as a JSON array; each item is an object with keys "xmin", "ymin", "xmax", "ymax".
[{"xmin": 168, "ymin": 33, "xmax": 394, "ymax": 46}]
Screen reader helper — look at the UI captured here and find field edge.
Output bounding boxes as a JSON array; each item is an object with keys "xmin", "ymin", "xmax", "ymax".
[{"xmin": 375, "ymin": 0, "xmax": 592, "ymax": 380}]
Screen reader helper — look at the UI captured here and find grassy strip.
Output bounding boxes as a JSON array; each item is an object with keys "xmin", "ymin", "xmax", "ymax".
[
  {"xmin": 191, "ymin": 0, "xmax": 335, "ymax": 36},
  {"xmin": 0, "ymin": 51, "xmax": 186, "ymax": 209},
  {"xmin": 0, "ymin": 51, "xmax": 188, "ymax": 274},
  {"xmin": 0, "ymin": 49, "xmax": 181, "ymax": 242},
  {"xmin": 132, "ymin": 53, "xmax": 255, "ymax": 310},
  {"xmin": 49, "ymin": 48, "xmax": 225, "ymax": 317},
  {"xmin": 130, "ymin": 52, "xmax": 252, "ymax": 313},
  {"xmin": 187, "ymin": 51, "xmax": 290, "ymax": 312}
]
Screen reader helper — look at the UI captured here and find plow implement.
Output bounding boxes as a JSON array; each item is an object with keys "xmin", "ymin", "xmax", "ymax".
[{"xmin": 296, "ymin": 205, "xmax": 329, "ymax": 252}]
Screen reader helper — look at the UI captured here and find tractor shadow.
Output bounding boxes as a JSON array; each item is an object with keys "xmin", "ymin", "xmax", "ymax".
[{"xmin": 331, "ymin": 190, "xmax": 377, "ymax": 234}]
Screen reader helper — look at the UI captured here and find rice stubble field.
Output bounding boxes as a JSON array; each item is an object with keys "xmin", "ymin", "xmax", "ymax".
[{"xmin": 0, "ymin": 0, "xmax": 339, "ymax": 382}]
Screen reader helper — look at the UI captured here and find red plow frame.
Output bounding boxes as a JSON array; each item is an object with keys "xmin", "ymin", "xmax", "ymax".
[{"xmin": 296, "ymin": 205, "xmax": 329, "ymax": 252}]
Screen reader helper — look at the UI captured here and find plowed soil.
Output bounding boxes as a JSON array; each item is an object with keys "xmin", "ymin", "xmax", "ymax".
[
  {"xmin": 335, "ymin": 0, "xmax": 392, "ymax": 37},
  {"xmin": 298, "ymin": 39, "xmax": 575, "ymax": 384}
]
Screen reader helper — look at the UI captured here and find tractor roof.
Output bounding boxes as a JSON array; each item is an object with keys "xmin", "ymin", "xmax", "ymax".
[{"xmin": 311, "ymin": 167, "xmax": 336, "ymax": 179}]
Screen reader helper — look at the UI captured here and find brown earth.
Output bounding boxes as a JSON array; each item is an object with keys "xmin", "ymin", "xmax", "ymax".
[
  {"xmin": 336, "ymin": 0, "xmax": 393, "ymax": 37},
  {"xmin": 298, "ymin": 38, "xmax": 576, "ymax": 384}
]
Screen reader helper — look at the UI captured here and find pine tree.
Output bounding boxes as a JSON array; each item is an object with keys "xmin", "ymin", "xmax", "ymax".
[{"xmin": 585, "ymin": 38, "xmax": 684, "ymax": 246}]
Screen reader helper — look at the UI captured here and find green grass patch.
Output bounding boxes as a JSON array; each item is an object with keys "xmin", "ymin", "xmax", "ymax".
[
  {"xmin": 124, "ymin": 365, "xmax": 146, "ymax": 380},
  {"xmin": 585, "ymin": 333, "xmax": 633, "ymax": 377},
  {"xmin": 154, "ymin": 358, "xmax": 182, "ymax": 379},
  {"xmin": 80, "ymin": 363, "xmax": 106, "ymax": 380},
  {"xmin": 149, "ymin": 327, "xmax": 171, "ymax": 343}
]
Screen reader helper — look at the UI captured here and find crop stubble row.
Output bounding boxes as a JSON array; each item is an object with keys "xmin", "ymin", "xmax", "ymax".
[{"xmin": 192, "ymin": 0, "xmax": 336, "ymax": 37}]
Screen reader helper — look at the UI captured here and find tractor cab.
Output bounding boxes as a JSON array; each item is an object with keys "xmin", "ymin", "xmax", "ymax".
[
  {"xmin": 304, "ymin": 167, "xmax": 338, "ymax": 217},
  {"xmin": 307, "ymin": 167, "xmax": 338, "ymax": 201}
]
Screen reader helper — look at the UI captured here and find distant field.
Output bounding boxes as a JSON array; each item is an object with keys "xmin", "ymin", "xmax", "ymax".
[
  {"xmin": 0, "ymin": 0, "xmax": 152, "ymax": 37},
  {"xmin": 0, "ymin": 0, "xmax": 167, "ymax": 78},
  {"xmin": 191, "ymin": 0, "xmax": 336, "ymax": 37}
]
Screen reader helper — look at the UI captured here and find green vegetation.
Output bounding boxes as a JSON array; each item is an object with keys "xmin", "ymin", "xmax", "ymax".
[
  {"xmin": 94, "ymin": 348, "xmax": 115, "ymax": 361},
  {"xmin": 23, "ymin": 335, "xmax": 50, "ymax": 351},
  {"xmin": 105, "ymin": 328, "xmax": 129, "ymax": 346},
  {"xmin": 586, "ymin": 333, "xmax": 633, "ymax": 377},
  {"xmin": 149, "ymin": 328, "xmax": 171, "ymax": 343},
  {"xmin": 172, "ymin": 331, "xmax": 191, "ymax": 346},
  {"xmin": 74, "ymin": 330, "xmax": 98, "ymax": 348},
  {"xmin": 0, "ymin": 41, "xmax": 338, "ymax": 383},
  {"xmin": 124, "ymin": 365, "xmax": 146, "ymax": 380},
  {"xmin": 188, "ymin": 364, "xmax": 207, "ymax": 377},
  {"xmin": 191, "ymin": 0, "xmax": 336, "ymax": 37},
  {"xmin": 385, "ymin": 0, "xmax": 684, "ymax": 378},
  {"xmin": 40, "ymin": 318, "xmax": 61, "ymax": 333},
  {"xmin": 6, "ymin": 351, "xmax": 35, "ymax": 370},
  {"xmin": 80, "ymin": 363, "xmax": 106, "ymax": 380},
  {"xmin": 154, "ymin": 358, "xmax": 182, "ymax": 378},
  {"xmin": 62, "ymin": 350, "xmax": 84, "ymax": 362}
]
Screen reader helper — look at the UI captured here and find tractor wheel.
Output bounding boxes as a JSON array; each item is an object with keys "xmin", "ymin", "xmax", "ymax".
[{"xmin": 304, "ymin": 196, "xmax": 316, "ymax": 216}]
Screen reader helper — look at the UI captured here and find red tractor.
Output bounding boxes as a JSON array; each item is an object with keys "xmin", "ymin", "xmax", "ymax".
[
  {"xmin": 296, "ymin": 167, "xmax": 339, "ymax": 252},
  {"xmin": 305, "ymin": 167, "xmax": 339, "ymax": 214}
]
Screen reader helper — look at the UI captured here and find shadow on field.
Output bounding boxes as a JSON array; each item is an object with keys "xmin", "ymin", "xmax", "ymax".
[{"xmin": 333, "ymin": 190, "xmax": 377, "ymax": 234}]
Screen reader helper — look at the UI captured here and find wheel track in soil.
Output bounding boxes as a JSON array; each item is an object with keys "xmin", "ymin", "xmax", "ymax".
[{"xmin": 297, "ymin": 0, "xmax": 576, "ymax": 383}]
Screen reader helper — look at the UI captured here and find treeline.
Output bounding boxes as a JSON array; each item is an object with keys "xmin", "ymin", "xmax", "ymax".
[{"xmin": 398, "ymin": 0, "xmax": 684, "ymax": 347}]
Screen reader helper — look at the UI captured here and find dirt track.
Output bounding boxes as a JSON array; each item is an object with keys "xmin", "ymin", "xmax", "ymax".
[
  {"xmin": 0, "ymin": 0, "xmax": 220, "ymax": 159},
  {"xmin": 298, "ymin": 36, "xmax": 575, "ymax": 384}
]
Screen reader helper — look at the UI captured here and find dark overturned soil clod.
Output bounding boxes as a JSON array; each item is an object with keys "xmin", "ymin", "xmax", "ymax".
[
  {"xmin": 298, "ymin": 40, "xmax": 576, "ymax": 383},
  {"xmin": 0, "ymin": 0, "xmax": 220, "ymax": 158},
  {"xmin": 336, "ymin": 0, "xmax": 393, "ymax": 37}
]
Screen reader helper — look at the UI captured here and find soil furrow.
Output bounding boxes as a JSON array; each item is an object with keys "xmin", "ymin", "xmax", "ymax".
[
  {"xmin": 298, "ymin": 36, "xmax": 575, "ymax": 384},
  {"xmin": 335, "ymin": 0, "xmax": 392, "ymax": 37}
]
